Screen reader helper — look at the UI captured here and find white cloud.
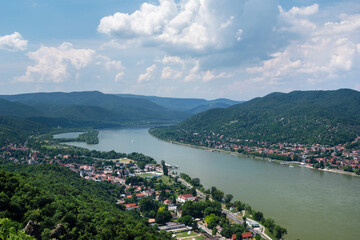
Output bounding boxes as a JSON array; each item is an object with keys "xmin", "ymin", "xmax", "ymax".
[
  {"xmin": 96, "ymin": 55, "xmax": 124, "ymax": 71},
  {"xmin": 247, "ymin": 6, "xmax": 360, "ymax": 86},
  {"xmin": 278, "ymin": 4, "xmax": 319, "ymax": 34},
  {"xmin": 285, "ymin": 4, "xmax": 319, "ymax": 17},
  {"xmin": 98, "ymin": 0, "xmax": 177, "ymax": 37},
  {"xmin": 138, "ymin": 64, "xmax": 157, "ymax": 82},
  {"xmin": 0, "ymin": 32, "xmax": 28, "ymax": 51},
  {"xmin": 115, "ymin": 72, "xmax": 125, "ymax": 82},
  {"xmin": 98, "ymin": 0, "xmax": 245, "ymax": 52},
  {"xmin": 161, "ymin": 66, "xmax": 182, "ymax": 79},
  {"xmin": 15, "ymin": 42, "xmax": 95, "ymax": 82}
]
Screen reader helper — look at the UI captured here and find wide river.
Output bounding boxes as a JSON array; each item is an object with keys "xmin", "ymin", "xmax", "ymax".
[{"xmin": 64, "ymin": 127, "xmax": 360, "ymax": 240}]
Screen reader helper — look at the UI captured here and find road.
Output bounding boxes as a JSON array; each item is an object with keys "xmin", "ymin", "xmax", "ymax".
[
  {"xmin": 176, "ymin": 177, "xmax": 272, "ymax": 240},
  {"xmin": 177, "ymin": 177, "xmax": 206, "ymax": 199}
]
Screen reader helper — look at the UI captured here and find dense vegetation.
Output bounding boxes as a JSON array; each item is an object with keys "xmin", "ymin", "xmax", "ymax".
[
  {"xmin": 0, "ymin": 116, "xmax": 48, "ymax": 146},
  {"xmin": 0, "ymin": 91, "xmax": 190, "ymax": 127},
  {"xmin": 151, "ymin": 89, "xmax": 360, "ymax": 145},
  {"xmin": 0, "ymin": 163, "xmax": 172, "ymax": 240}
]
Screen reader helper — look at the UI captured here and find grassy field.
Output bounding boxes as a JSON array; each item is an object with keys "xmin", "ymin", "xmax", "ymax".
[
  {"xmin": 173, "ymin": 231, "xmax": 204, "ymax": 240},
  {"xmin": 113, "ymin": 157, "xmax": 134, "ymax": 164},
  {"xmin": 158, "ymin": 175, "xmax": 175, "ymax": 186},
  {"xmin": 137, "ymin": 173, "xmax": 155, "ymax": 178}
]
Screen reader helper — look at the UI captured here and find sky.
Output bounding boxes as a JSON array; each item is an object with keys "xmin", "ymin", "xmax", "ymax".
[{"xmin": 0, "ymin": 0, "xmax": 359, "ymax": 100}]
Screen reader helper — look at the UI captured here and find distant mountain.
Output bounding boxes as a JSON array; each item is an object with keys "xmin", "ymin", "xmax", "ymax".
[
  {"xmin": 150, "ymin": 89, "xmax": 360, "ymax": 145},
  {"xmin": 0, "ymin": 91, "xmax": 191, "ymax": 127},
  {"xmin": 116, "ymin": 94, "xmax": 243, "ymax": 113}
]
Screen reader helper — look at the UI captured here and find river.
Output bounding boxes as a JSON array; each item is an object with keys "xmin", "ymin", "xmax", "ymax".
[{"xmin": 63, "ymin": 127, "xmax": 360, "ymax": 240}]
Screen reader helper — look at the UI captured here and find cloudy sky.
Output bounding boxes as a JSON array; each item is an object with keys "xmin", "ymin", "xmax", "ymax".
[{"xmin": 0, "ymin": 0, "xmax": 359, "ymax": 100}]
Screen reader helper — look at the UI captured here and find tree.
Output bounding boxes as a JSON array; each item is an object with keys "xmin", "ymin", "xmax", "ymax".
[
  {"xmin": 177, "ymin": 215, "xmax": 193, "ymax": 226},
  {"xmin": 253, "ymin": 211, "xmax": 264, "ymax": 222},
  {"xmin": 191, "ymin": 178, "xmax": 201, "ymax": 187},
  {"xmin": 192, "ymin": 221, "xmax": 198, "ymax": 230},
  {"xmin": 212, "ymin": 227, "xmax": 217, "ymax": 236},
  {"xmin": 161, "ymin": 160, "xmax": 168, "ymax": 176},
  {"xmin": 212, "ymin": 190, "xmax": 224, "ymax": 202},
  {"xmin": 191, "ymin": 187, "xmax": 197, "ymax": 197},
  {"xmin": 236, "ymin": 232, "xmax": 243, "ymax": 240},
  {"xmin": 0, "ymin": 218, "xmax": 35, "ymax": 240},
  {"xmin": 205, "ymin": 214, "xmax": 219, "ymax": 230},
  {"xmin": 264, "ymin": 218, "xmax": 275, "ymax": 233},
  {"xmin": 274, "ymin": 225, "xmax": 287, "ymax": 239},
  {"xmin": 139, "ymin": 197, "xmax": 159, "ymax": 217},
  {"xmin": 156, "ymin": 205, "xmax": 172, "ymax": 225},
  {"xmin": 224, "ymin": 194, "xmax": 233, "ymax": 204}
]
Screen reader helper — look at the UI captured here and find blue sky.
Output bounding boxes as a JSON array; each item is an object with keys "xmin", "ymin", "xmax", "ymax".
[{"xmin": 0, "ymin": 0, "xmax": 359, "ymax": 100}]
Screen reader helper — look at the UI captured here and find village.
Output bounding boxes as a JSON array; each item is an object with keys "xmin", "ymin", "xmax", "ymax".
[
  {"xmin": 62, "ymin": 158, "xmax": 273, "ymax": 240},
  {"xmin": 0, "ymin": 142, "xmax": 277, "ymax": 240},
  {"xmin": 179, "ymin": 133, "xmax": 360, "ymax": 175}
]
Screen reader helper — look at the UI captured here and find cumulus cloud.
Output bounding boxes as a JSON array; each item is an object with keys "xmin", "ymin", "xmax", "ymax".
[
  {"xmin": 247, "ymin": 6, "xmax": 360, "ymax": 85},
  {"xmin": 14, "ymin": 42, "xmax": 128, "ymax": 83},
  {"xmin": 138, "ymin": 64, "xmax": 157, "ymax": 82},
  {"xmin": 98, "ymin": 0, "xmax": 247, "ymax": 52},
  {"xmin": 0, "ymin": 32, "xmax": 28, "ymax": 51},
  {"xmin": 15, "ymin": 42, "xmax": 95, "ymax": 83},
  {"xmin": 115, "ymin": 72, "xmax": 125, "ymax": 82},
  {"xmin": 161, "ymin": 66, "xmax": 182, "ymax": 79},
  {"xmin": 96, "ymin": 55, "xmax": 124, "ymax": 71}
]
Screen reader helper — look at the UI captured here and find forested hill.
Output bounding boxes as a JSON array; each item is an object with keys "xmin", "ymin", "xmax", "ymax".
[
  {"xmin": 116, "ymin": 94, "xmax": 242, "ymax": 114},
  {"xmin": 0, "ymin": 91, "xmax": 190, "ymax": 127},
  {"xmin": 151, "ymin": 89, "xmax": 360, "ymax": 145},
  {"xmin": 0, "ymin": 163, "xmax": 172, "ymax": 240},
  {"xmin": 0, "ymin": 116, "xmax": 49, "ymax": 146}
]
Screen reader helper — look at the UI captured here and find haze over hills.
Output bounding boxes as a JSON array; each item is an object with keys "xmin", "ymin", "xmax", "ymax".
[
  {"xmin": 0, "ymin": 91, "xmax": 190, "ymax": 127},
  {"xmin": 116, "ymin": 94, "xmax": 243, "ymax": 114},
  {"xmin": 150, "ymin": 89, "xmax": 360, "ymax": 145},
  {"xmin": 0, "ymin": 91, "xmax": 241, "ymax": 128}
]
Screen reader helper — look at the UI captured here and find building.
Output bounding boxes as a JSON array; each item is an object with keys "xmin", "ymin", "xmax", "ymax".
[
  {"xmin": 177, "ymin": 194, "xmax": 195, "ymax": 203},
  {"xmin": 242, "ymin": 232, "xmax": 252, "ymax": 239}
]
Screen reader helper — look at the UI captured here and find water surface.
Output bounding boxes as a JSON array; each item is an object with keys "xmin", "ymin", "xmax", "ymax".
[{"xmin": 67, "ymin": 127, "xmax": 360, "ymax": 240}]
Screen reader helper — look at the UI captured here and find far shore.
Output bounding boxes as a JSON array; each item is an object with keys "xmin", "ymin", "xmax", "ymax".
[{"xmin": 149, "ymin": 132, "xmax": 359, "ymax": 178}]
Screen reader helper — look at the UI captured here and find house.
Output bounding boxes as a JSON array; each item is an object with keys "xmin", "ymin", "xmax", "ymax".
[
  {"xmin": 242, "ymin": 232, "xmax": 252, "ymax": 239},
  {"xmin": 164, "ymin": 199, "xmax": 172, "ymax": 205},
  {"xmin": 124, "ymin": 203, "xmax": 138, "ymax": 211},
  {"xmin": 177, "ymin": 194, "xmax": 195, "ymax": 203}
]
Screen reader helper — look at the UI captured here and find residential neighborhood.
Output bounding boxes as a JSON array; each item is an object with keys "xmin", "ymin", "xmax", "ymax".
[{"xmin": 176, "ymin": 133, "xmax": 360, "ymax": 175}]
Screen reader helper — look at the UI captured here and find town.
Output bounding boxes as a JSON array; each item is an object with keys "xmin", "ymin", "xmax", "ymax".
[
  {"xmin": 0, "ymin": 140, "xmax": 287, "ymax": 240},
  {"xmin": 174, "ymin": 132, "xmax": 360, "ymax": 176}
]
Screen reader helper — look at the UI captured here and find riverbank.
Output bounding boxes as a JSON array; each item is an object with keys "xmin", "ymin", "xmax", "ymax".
[{"xmin": 149, "ymin": 131, "xmax": 359, "ymax": 178}]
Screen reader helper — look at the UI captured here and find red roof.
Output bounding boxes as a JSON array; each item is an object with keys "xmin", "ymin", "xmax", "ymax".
[
  {"xmin": 242, "ymin": 232, "xmax": 252, "ymax": 238},
  {"xmin": 179, "ymin": 194, "xmax": 194, "ymax": 199},
  {"xmin": 124, "ymin": 203, "xmax": 138, "ymax": 209}
]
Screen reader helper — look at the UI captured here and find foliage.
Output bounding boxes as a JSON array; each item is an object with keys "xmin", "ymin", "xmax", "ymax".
[
  {"xmin": 0, "ymin": 164, "xmax": 171, "ymax": 240},
  {"xmin": 151, "ymin": 89, "xmax": 360, "ymax": 146},
  {"xmin": 77, "ymin": 130, "xmax": 99, "ymax": 144},
  {"xmin": 0, "ymin": 218, "xmax": 35, "ymax": 240}
]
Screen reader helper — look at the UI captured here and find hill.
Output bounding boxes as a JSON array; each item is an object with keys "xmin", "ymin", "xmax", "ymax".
[
  {"xmin": 116, "ymin": 94, "xmax": 242, "ymax": 114},
  {"xmin": 150, "ymin": 89, "xmax": 360, "ymax": 145},
  {"xmin": 0, "ymin": 91, "xmax": 190, "ymax": 127},
  {"xmin": 0, "ymin": 116, "xmax": 49, "ymax": 146},
  {"xmin": 0, "ymin": 163, "xmax": 171, "ymax": 239}
]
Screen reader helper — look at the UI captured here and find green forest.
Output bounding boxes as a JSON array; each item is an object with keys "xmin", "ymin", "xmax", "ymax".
[
  {"xmin": 151, "ymin": 89, "xmax": 360, "ymax": 146},
  {"xmin": 0, "ymin": 163, "xmax": 172, "ymax": 240}
]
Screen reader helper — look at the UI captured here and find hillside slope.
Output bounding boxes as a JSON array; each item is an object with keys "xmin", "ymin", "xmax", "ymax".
[
  {"xmin": 116, "ymin": 94, "xmax": 242, "ymax": 113},
  {"xmin": 0, "ymin": 164, "xmax": 171, "ymax": 240},
  {"xmin": 0, "ymin": 91, "xmax": 190, "ymax": 126},
  {"xmin": 151, "ymin": 89, "xmax": 360, "ymax": 145}
]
